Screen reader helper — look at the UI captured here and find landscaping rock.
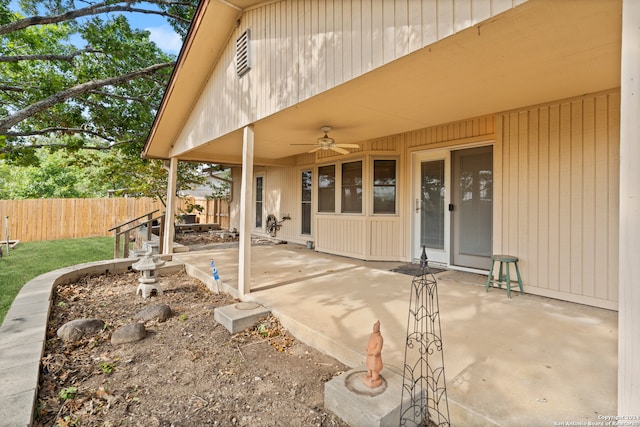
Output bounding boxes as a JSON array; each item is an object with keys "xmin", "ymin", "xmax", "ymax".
[
  {"xmin": 134, "ymin": 304, "xmax": 172, "ymax": 322},
  {"xmin": 111, "ymin": 323, "xmax": 146, "ymax": 345},
  {"xmin": 57, "ymin": 318, "xmax": 105, "ymax": 342}
]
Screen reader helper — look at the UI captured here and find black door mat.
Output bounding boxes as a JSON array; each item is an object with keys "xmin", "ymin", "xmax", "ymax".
[{"xmin": 389, "ymin": 263, "xmax": 446, "ymax": 276}]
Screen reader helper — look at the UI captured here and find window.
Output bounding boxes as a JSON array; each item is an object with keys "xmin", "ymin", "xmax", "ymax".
[
  {"xmin": 255, "ymin": 176, "xmax": 263, "ymax": 228},
  {"xmin": 318, "ymin": 165, "xmax": 335, "ymax": 213},
  {"xmin": 301, "ymin": 170, "xmax": 312, "ymax": 234},
  {"xmin": 341, "ymin": 161, "xmax": 362, "ymax": 213},
  {"xmin": 373, "ymin": 160, "xmax": 396, "ymax": 214}
]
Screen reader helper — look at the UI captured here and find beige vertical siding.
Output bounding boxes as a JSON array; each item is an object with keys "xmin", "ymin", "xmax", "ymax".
[
  {"xmin": 495, "ymin": 90, "xmax": 620, "ymax": 309},
  {"xmin": 258, "ymin": 166, "xmax": 304, "ymax": 242},
  {"xmin": 368, "ymin": 217, "xmax": 402, "ymax": 259},
  {"xmin": 316, "ymin": 216, "xmax": 367, "ymax": 258},
  {"xmin": 174, "ymin": 0, "xmax": 524, "ymax": 153},
  {"xmin": 405, "ymin": 115, "xmax": 495, "ymax": 148}
]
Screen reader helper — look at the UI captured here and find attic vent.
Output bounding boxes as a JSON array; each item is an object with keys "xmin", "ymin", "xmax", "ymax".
[{"xmin": 236, "ymin": 29, "xmax": 251, "ymax": 77}]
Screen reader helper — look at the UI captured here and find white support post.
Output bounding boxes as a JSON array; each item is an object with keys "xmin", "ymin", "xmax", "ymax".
[
  {"xmin": 238, "ymin": 125, "xmax": 254, "ymax": 296},
  {"xmin": 619, "ymin": 0, "xmax": 640, "ymax": 415},
  {"xmin": 163, "ymin": 157, "xmax": 178, "ymax": 255}
]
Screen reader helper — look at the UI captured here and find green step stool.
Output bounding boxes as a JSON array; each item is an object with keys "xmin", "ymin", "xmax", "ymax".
[{"xmin": 485, "ymin": 255, "xmax": 523, "ymax": 298}]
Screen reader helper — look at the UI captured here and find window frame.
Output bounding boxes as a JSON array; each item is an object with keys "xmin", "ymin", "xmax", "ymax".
[
  {"xmin": 341, "ymin": 160, "xmax": 363, "ymax": 214},
  {"xmin": 372, "ymin": 158, "xmax": 398, "ymax": 215},
  {"xmin": 317, "ymin": 164, "xmax": 336, "ymax": 213}
]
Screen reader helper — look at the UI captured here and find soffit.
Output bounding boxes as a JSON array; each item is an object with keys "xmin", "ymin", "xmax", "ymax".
[
  {"xmin": 153, "ymin": 0, "xmax": 622, "ymax": 164},
  {"xmin": 143, "ymin": 0, "xmax": 264, "ymax": 159}
]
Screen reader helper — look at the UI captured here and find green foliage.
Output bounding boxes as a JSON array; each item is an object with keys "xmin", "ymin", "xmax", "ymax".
[
  {"xmin": 58, "ymin": 386, "xmax": 77, "ymax": 400},
  {"xmin": 0, "ymin": 0, "xmax": 201, "ymax": 202},
  {"xmin": 206, "ymin": 167, "xmax": 232, "ymax": 201},
  {"xmin": 0, "ymin": 148, "xmax": 103, "ymax": 198},
  {"xmin": 98, "ymin": 361, "xmax": 115, "ymax": 374},
  {"xmin": 0, "ymin": 237, "xmax": 114, "ymax": 323}
]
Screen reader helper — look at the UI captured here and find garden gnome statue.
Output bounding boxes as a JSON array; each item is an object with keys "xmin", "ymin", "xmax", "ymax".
[{"xmin": 363, "ymin": 320, "xmax": 384, "ymax": 388}]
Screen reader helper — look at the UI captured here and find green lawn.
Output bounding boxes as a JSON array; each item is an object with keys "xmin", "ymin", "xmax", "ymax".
[{"xmin": 0, "ymin": 237, "xmax": 114, "ymax": 324}]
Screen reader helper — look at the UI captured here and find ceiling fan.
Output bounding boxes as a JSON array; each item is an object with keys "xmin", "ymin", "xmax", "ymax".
[{"xmin": 292, "ymin": 126, "xmax": 359, "ymax": 155}]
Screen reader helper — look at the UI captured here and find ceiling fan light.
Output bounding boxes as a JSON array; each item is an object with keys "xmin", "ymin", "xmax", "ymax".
[{"xmin": 318, "ymin": 136, "xmax": 334, "ymax": 145}]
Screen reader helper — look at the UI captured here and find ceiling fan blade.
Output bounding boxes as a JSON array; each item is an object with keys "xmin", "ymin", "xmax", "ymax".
[
  {"xmin": 331, "ymin": 146, "xmax": 350, "ymax": 155},
  {"xmin": 334, "ymin": 144, "xmax": 359, "ymax": 148},
  {"xmin": 308, "ymin": 147, "xmax": 322, "ymax": 153},
  {"xmin": 291, "ymin": 143, "xmax": 318, "ymax": 146}
]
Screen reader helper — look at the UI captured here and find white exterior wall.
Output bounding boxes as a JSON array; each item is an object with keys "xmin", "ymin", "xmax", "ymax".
[
  {"xmin": 173, "ymin": 0, "xmax": 525, "ymax": 153},
  {"xmin": 495, "ymin": 90, "xmax": 620, "ymax": 310}
]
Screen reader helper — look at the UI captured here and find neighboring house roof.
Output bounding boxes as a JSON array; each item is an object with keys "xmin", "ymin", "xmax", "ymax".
[{"xmin": 144, "ymin": 0, "xmax": 621, "ymax": 164}]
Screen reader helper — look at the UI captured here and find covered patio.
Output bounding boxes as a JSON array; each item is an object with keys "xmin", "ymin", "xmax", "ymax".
[{"xmin": 173, "ymin": 243, "xmax": 617, "ymax": 425}]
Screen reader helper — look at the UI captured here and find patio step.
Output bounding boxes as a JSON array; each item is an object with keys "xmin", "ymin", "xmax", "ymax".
[{"xmin": 214, "ymin": 302, "xmax": 270, "ymax": 334}]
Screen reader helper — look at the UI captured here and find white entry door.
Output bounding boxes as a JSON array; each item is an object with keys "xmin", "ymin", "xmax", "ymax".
[{"xmin": 412, "ymin": 150, "xmax": 450, "ymax": 265}]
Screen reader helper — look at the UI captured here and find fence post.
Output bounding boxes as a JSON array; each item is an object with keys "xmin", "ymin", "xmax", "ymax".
[
  {"xmin": 159, "ymin": 214, "xmax": 165, "ymax": 254},
  {"xmin": 146, "ymin": 212, "xmax": 153, "ymax": 242},
  {"xmin": 114, "ymin": 226, "xmax": 121, "ymax": 258},
  {"xmin": 5, "ymin": 215, "xmax": 9, "ymax": 256},
  {"xmin": 123, "ymin": 231, "xmax": 130, "ymax": 258}
]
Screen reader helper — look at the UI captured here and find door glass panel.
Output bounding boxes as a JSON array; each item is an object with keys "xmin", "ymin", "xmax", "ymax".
[
  {"xmin": 421, "ymin": 160, "xmax": 445, "ymax": 250},
  {"xmin": 301, "ymin": 170, "xmax": 312, "ymax": 235},
  {"xmin": 457, "ymin": 150, "xmax": 492, "ymax": 258},
  {"xmin": 255, "ymin": 176, "xmax": 263, "ymax": 228}
]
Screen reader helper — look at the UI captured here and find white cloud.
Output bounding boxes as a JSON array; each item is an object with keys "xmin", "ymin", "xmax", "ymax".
[{"xmin": 146, "ymin": 26, "xmax": 183, "ymax": 55}]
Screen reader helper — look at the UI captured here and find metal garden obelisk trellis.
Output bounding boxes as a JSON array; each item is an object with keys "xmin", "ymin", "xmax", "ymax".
[{"xmin": 400, "ymin": 247, "xmax": 450, "ymax": 426}]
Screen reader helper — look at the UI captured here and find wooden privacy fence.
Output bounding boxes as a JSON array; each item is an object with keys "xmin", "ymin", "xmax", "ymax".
[
  {"xmin": 177, "ymin": 197, "xmax": 230, "ymax": 230},
  {"xmin": 0, "ymin": 197, "xmax": 231, "ymax": 243},
  {"xmin": 0, "ymin": 198, "xmax": 163, "ymax": 243}
]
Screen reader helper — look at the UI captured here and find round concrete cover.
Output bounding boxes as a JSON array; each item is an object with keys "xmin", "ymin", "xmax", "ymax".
[
  {"xmin": 234, "ymin": 302, "xmax": 260, "ymax": 310},
  {"xmin": 345, "ymin": 371, "xmax": 387, "ymax": 397}
]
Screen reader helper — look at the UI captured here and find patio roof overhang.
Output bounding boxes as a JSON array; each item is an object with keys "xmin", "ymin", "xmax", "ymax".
[{"xmin": 143, "ymin": 0, "xmax": 621, "ymax": 165}]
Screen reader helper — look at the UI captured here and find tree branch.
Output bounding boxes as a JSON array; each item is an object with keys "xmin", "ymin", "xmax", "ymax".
[
  {"xmin": 0, "ymin": 48, "xmax": 101, "ymax": 63},
  {"xmin": 88, "ymin": 89, "xmax": 147, "ymax": 104},
  {"xmin": 0, "ymin": 1, "xmax": 191, "ymax": 35},
  {"xmin": 0, "ymin": 136, "xmax": 137, "ymax": 154},
  {"xmin": 0, "ymin": 85, "xmax": 25, "ymax": 92},
  {"xmin": 5, "ymin": 126, "xmax": 115, "ymax": 141},
  {"xmin": 0, "ymin": 142, "xmax": 110, "ymax": 154},
  {"xmin": 0, "ymin": 61, "xmax": 174, "ymax": 134}
]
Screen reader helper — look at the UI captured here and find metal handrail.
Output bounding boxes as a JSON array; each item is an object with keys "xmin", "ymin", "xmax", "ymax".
[{"xmin": 110, "ymin": 210, "xmax": 165, "ymax": 258}]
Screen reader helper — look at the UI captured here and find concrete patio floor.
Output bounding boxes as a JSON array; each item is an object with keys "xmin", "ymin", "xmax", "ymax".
[{"xmin": 174, "ymin": 243, "xmax": 618, "ymax": 426}]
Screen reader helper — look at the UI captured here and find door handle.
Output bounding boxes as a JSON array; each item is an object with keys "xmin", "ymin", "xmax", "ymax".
[
  {"xmin": 449, "ymin": 204, "xmax": 454, "ymax": 212},
  {"xmin": 415, "ymin": 198, "xmax": 420, "ymax": 213}
]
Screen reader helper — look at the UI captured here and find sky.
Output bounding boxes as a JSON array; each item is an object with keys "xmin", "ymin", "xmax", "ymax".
[
  {"xmin": 128, "ymin": 12, "xmax": 183, "ymax": 55},
  {"xmin": 8, "ymin": 0, "xmax": 184, "ymax": 55}
]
